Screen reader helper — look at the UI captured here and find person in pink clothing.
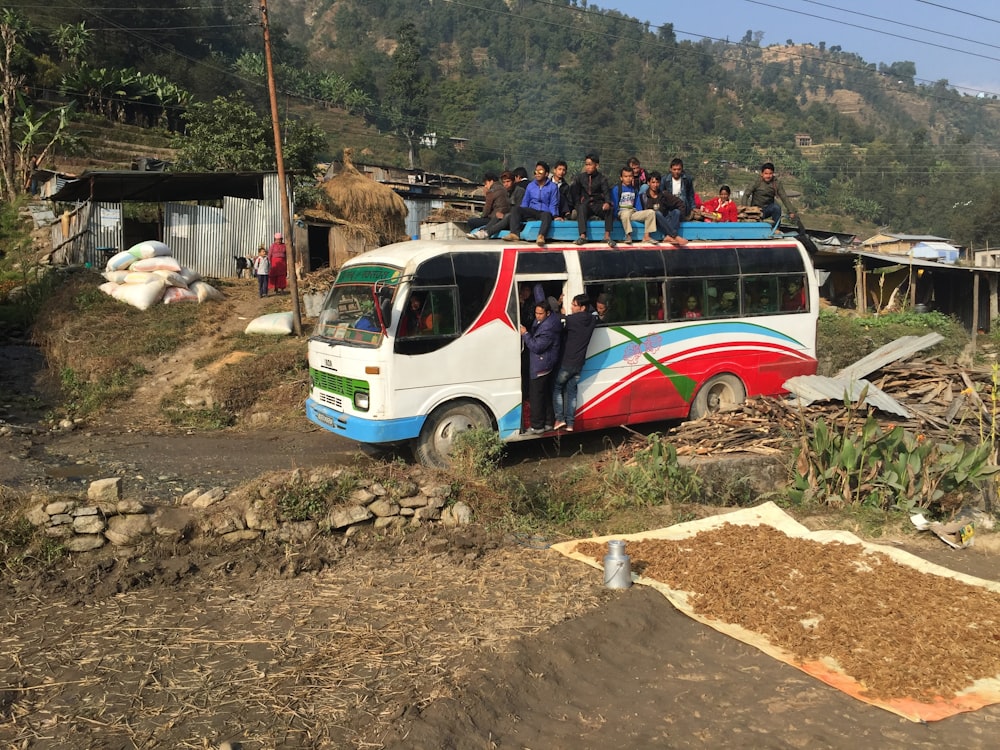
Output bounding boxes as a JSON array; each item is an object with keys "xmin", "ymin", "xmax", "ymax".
[{"xmin": 268, "ymin": 232, "xmax": 288, "ymax": 293}]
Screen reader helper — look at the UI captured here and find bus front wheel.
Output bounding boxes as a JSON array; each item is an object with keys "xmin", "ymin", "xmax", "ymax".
[
  {"xmin": 413, "ymin": 400, "xmax": 492, "ymax": 468},
  {"xmin": 690, "ymin": 374, "xmax": 746, "ymax": 420}
]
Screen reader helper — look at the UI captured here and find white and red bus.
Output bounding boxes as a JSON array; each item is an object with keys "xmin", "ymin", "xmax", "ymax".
[{"xmin": 305, "ymin": 230, "xmax": 817, "ymax": 466}]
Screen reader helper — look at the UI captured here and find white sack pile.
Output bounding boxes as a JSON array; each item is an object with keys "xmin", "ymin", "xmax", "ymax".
[{"xmin": 99, "ymin": 241, "xmax": 223, "ymax": 310}]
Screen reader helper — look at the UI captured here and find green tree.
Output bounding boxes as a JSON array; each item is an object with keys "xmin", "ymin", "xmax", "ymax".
[
  {"xmin": 173, "ymin": 92, "xmax": 323, "ymax": 172},
  {"xmin": 50, "ymin": 21, "xmax": 90, "ymax": 67},
  {"xmin": 385, "ymin": 22, "xmax": 430, "ymax": 168}
]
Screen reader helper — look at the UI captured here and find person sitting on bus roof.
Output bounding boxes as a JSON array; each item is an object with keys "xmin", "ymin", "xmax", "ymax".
[
  {"xmin": 683, "ymin": 294, "xmax": 702, "ymax": 319},
  {"xmin": 475, "ymin": 171, "xmax": 516, "ymax": 239},
  {"xmin": 507, "ymin": 161, "xmax": 561, "ymax": 246},
  {"xmin": 628, "ymin": 156, "xmax": 647, "ymax": 191},
  {"xmin": 743, "ymin": 162, "xmax": 797, "ymax": 227},
  {"xmin": 520, "ymin": 301, "xmax": 562, "ymax": 434},
  {"xmin": 667, "ymin": 158, "xmax": 697, "ymax": 218},
  {"xmin": 570, "ymin": 153, "xmax": 614, "ymax": 246},
  {"xmin": 639, "ymin": 172, "xmax": 688, "ymax": 246},
  {"xmin": 702, "ymin": 185, "xmax": 738, "ymax": 223},
  {"xmin": 467, "ymin": 171, "xmax": 510, "ymax": 240},
  {"xmin": 609, "ymin": 166, "xmax": 655, "ymax": 246},
  {"xmin": 551, "ymin": 160, "xmax": 573, "ymax": 220},
  {"xmin": 553, "ymin": 294, "xmax": 596, "ymax": 432}
]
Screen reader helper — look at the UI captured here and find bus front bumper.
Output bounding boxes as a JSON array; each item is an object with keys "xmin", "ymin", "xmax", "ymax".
[{"xmin": 305, "ymin": 398, "xmax": 424, "ymax": 444}]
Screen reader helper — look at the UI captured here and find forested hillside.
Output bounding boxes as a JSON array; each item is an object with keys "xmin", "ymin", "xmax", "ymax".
[{"xmin": 6, "ymin": 0, "xmax": 1000, "ymax": 244}]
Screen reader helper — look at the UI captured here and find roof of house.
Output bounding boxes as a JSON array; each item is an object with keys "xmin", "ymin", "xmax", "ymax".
[{"xmin": 49, "ymin": 170, "xmax": 279, "ymax": 203}]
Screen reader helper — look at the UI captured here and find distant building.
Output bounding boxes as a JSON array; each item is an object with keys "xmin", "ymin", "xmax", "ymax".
[{"xmin": 795, "ymin": 133, "xmax": 813, "ymax": 147}]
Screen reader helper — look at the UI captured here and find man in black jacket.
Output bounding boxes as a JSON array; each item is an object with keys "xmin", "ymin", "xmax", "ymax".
[
  {"xmin": 571, "ymin": 154, "xmax": 613, "ymax": 246},
  {"xmin": 553, "ymin": 294, "xmax": 597, "ymax": 431}
]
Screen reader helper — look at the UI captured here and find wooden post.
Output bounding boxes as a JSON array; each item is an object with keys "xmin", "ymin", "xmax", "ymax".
[
  {"xmin": 855, "ymin": 260, "xmax": 864, "ymax": 314},
  {"xmin": 260, "ymin": 0, "xmax": 302, "ymax": 336},
  {"xmin": 972, "ymin": 272, "xmax": 981, "ymax": 356}
]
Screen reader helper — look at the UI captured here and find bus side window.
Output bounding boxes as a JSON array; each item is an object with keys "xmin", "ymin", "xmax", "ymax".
[
  {"xmin": 704, "ymin": 279, "xmax": 739, "ymax": 318},
  {"xmin": 779, "ymin": 275, "xmax": 807, "ymax": 312},
  {"xmin": 745, "ymin": 277, "xmax": 778, "ymax": 314}
]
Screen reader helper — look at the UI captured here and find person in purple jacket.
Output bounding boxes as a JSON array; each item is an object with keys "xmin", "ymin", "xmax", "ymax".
[
  {"xmin": 505, "ymin": 161, "xmax": 561, "ymax": 246},
  {"xmin": 519, "ymin": 301, "xmax": 562, "ymax": 434}
]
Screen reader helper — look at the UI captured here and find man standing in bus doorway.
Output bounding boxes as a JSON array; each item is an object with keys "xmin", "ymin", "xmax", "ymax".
[
  {"xmin": 519, "ymin": 302, "xmax": 562, "ymax": 434},
  {"xmin": 553, "ymin": 294, "xmax": 596, "ymax": 432},
  {"xmin": 743, "ymin": 162, "xmax": 797, "ymax": 228},
  {"xmin": 268, "ymin": 232, "xmax": 288, "ymax": 294}
]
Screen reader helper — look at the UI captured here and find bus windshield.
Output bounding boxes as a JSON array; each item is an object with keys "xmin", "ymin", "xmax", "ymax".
[
  {"xmin": 316, "ymin": 283, "xmax": 395, "ymax": 346},
  {"xmin": 315, "ymin": 263, "xmax": 402, "ymax": 346}
]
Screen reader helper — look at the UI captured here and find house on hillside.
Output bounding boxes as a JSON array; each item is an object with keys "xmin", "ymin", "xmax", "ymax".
[
  {"xmin": 860, "ymin": 232, "xmax": 964, "ymax": 259},
  {"xmin": 46, "ymin": 170, "xmax": 289, "ymax": 278}
]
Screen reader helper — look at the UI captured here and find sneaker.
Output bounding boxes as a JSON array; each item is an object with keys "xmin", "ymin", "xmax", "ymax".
[
  {"xmin": 565, "ymin": 425, "xmax": 574, "ymax": 432},
  {"xmin": 502, "ymin": 232, "xmax": 520, "ymax": 241},
  {"xmin": 466, "ymin": 232, "xmax": 478, "ymax": 239},
  {"xmin": 574, "ymin": 236, "xmax": 586, "ymax": 245},
  {"xmin": 543, "ymin": 424, "xmax": 554, "ymax": 431},
  {"xmin": 536, "ymin": 235, "xmax": 546, "ymax": 246},
  {"xmin": 525, "ymin": 427, "xmax": 545, "ymax": 435},
  {"xmin": 624, "ymin": 239, "xmax": 634, "ymax": 245},
  {"xmin": 607, "ymin": 239, "xmax": 617, "ymax": 248},
  {"xmin": 554, "ymin": 421, "xmax": 567, "ymax": 430}
]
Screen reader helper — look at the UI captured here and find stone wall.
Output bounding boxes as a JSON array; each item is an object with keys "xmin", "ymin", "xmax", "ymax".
[{"xmin": 24, "ymin": 468, "xmax": 473, "ymax": 552}]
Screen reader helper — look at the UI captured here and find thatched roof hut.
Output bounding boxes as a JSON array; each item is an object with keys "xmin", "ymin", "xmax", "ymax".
[{"xmin": 320, "ymin": 148, "xmax": 409, "ymax": 247}]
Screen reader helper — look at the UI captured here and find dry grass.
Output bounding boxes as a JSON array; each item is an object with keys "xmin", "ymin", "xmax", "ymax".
[{"xmin": 0, "ymin": 542, "xmax": 606, "ymax": 748}]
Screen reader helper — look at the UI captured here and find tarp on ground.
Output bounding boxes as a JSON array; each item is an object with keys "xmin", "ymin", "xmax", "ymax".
[{"xmin": 551, "ymin": 502, "xmax": 1000, "ymax": 722}]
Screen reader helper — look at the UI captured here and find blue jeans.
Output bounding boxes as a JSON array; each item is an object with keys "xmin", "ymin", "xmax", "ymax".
[
  {"xmin": 654, "ymin": 208, "xmax": 682, "ymax": 238},
  {"xmin": 552, "ymin": 367, "xmax": 581, "ymax": 426},
  {"xmin": 762, "ymin": 203, "xmax": 782, "ymax": 226}
]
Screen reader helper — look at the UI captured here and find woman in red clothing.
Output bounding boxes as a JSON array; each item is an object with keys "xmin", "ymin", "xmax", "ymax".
[
  {"xmin": 702, "ymin": 185, "xmax": 738, "ymax": 222},
  {"xmin": 268, "ymin": 232, "xmax": 287, "ymax": 293}
]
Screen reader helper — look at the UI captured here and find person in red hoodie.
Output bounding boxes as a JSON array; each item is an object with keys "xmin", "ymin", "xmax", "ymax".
[{"xmin": 702, "ymin": 185, "xmax": 738, "ymax": 222}]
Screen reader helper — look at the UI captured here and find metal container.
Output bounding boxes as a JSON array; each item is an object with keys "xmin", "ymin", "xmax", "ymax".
[{"xmin": 603, "ymin": 539, "xmax": 632, "ymax": 589}]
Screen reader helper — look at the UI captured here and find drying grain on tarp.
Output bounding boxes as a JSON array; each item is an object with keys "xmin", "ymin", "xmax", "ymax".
[{"xmin": 576, "ymin": 523, "xmax": 1000, "ymax": 700}]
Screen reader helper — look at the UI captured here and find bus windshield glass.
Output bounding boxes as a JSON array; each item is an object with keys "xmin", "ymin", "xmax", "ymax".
[{"xmin": 316, "ymin": 264, "xmax": 401, "ymax": 346}]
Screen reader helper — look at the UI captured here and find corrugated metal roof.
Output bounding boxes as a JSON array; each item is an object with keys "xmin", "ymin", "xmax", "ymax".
[
  {"xmin": 50, "ymin": 171, "xmax": 274, "ymax": 202},
  {"xmin": 834, "ymin": 333, "xmax": 944, "ymax": 381},
  {"xmin": 783, "ymin": 376, "xmax": 911, "ymax": 418},
  {"xmin": 855, "ymin": 250, "xmax": 1000, "ymax": 273}
]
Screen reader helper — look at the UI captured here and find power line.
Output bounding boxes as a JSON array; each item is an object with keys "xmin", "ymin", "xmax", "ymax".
[{"xmin": 911, "ymin": 0, "xmax": 1000, "ymax": 25}]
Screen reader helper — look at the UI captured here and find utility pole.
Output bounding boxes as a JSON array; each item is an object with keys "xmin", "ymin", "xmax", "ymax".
[{"xmin": 260, "ymin": 0, "xmax": 302, "ymax": 336}]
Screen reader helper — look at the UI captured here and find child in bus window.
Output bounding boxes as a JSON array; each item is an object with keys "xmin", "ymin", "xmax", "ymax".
[
  {"xmin": 781, "ymin": 278, "xmax": 806, "ymax": 311},
  {"xmin": 683, "ymin": 295, "xmax": 702, "ymax": 319}
]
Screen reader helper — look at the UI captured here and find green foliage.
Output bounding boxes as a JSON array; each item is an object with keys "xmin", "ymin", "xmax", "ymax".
[
  {"xmin": 274, "ymin": 471, "xmax": 358, "ymax": 523},
  {"xmin": 603, "ymin": 435, "xmax": 702, "ymax": 507},
  {"xmin": 790, "ymin": 406, "xmax": 999, "ymax": 513},
  {"xmin": 450, "ymin": 428, "xmax": 505, "ymax": 479},
  {"xmin": 60, "ymin": 364, "xmax": 148, "ymax": 416},
  {"xmin": 172, "ymin": 92, "xmax": 325, "ymax": 172}
]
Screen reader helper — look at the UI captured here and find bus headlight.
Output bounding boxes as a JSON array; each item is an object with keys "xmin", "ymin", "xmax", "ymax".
[{"xmin": 354, "ymin": 391, "xmax": 370, "ymax": 411}]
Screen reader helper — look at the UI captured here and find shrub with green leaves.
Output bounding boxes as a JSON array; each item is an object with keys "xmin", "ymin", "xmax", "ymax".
[
  {"xmin": 603, "ymin": 435, "xmax": 702, "ymax": 507},
  {"xmin": 790, "ymin": 412, "xmax": 998, "ymax": 513}
]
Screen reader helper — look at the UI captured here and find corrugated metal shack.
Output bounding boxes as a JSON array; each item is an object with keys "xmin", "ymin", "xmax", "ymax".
[{"xmin": 47, "ymin": 171, "xmax": 290, "ymax": 278}]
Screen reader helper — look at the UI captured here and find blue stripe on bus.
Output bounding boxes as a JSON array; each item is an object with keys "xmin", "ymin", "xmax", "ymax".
[
  {"xmin": 305, "ymin": 399, "xmax": 425, "ymax": 443},
  {"xmin": 497, "ymin": 403, "xmax": 524, "ymax": 438},
  {"xmin": 584, "ymin": 321, "xmax": 803, "ymax": 371}
]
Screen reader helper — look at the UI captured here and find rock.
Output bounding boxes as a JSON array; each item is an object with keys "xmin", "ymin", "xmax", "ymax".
[
  {"xmin": 399, "ymin": 494, "xmax": 429, "ymax": 509},
  {"xmin": 151, "ymin": 507, "xmax": 194, "ymax": 538},
  {"xmin": 65, "ymin": 534, "xmax": 106, "ymax": 552},
  {"xmin": 193, "ymin": 487, "xmax": 226, "ymax": 509},
  {"xmin": 399, "ymin": 507, "xmax": 415, "ymax": 517},
  {"xmin": 370, "ymin": 482, "xmax": 387, "ymax": 496},
  {"xmin": 180, "ymin": 487, "xmax": 204, "ymax": 505},
  {"xmin": 44, "ymin": 525, "xmax": 72, "ymax": 538},
  {"xmin": 73, "ymin": 514, "xmax": 107, "ymax": 534},
  {"xmin": 451, "ymin": 501, "xmax": 473, "ymax": 526},
  {"xmin": 72, "ymin": 506, "xmax": 99, "ymax": 516},
  {"xmin": 328, "ymin": 505, "xmax": 372, "ymax": 529},
  {"xmin": 244, "ymin": 501, "xmax": 278, "ymax": 531},
  {"xmin": 349, "ymin": 488, "xmax": 376, "ymax": 505},
  {"xmin": 422, "ymin": 483, "xmax": 451, "ymax": 500},
  {"xmin": 221, "ymin": 529, "xmax": 262, "ymax": 545},
  {"xmin": 414, "ymin": 506, "xmax": 441, "ymax": 522},
  {"xmin": 105, "ymin": 514, "xmax": 152, "ymax": 546},
  {"xmin": 270, "ymin": 520, "xmax": 318, "ymax": 543},
  {"xmin": 44, "ymin": 500, "xmax": 76, "ymax": 515},
  {"xmin": 88, "ymin": 477, "xmax": 122, "ymax": 505},
  {"xmin": 26, "ymin": 503, "xmax": 49, "ymax": 526},
  {"xmin": 374, "ymin": 516, "xmax": 405, "ymax": 530},
  {"xmin": 391, "ymin": 480, "xmax": 419, "ymax": 499},
  {"xmin": 58, "ymin": 418, "xmax": 75, "ymax": 431},
  {"xmin": 368, "ymin": 498, "xmax": 400, "ymax": 517},
  {"xmin": 49, "ymin": 513, "xmax": 73, "ymax": 526},
  {"xmin": 116, "ymin": 498, "xmax": 146, "ymax": 514},
  {"xmin": 425, "ymin": 495, "xmax": 447, "ymax": 510},
  {"xmin": 246, "ymin": 411, "xmax": 273, "ymax": 428}
]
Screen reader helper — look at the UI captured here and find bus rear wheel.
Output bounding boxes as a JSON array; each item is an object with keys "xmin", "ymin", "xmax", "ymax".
[
  {"xmin": 413, "ymin": 400, "xmax": 492, "ymax": 468},
  {"xmin": 690, "ymin": 374, "xmax": 746, "ymax": 420}
]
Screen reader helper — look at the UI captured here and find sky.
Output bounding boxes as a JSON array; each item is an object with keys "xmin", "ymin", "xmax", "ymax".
[{"xmin": 601, "ymin": 0, "xmax": 1000, "ymax": 97}]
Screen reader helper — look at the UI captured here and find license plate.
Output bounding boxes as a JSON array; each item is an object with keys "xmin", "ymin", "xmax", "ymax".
[{"xmin": 315, "ymin": 412, "xmax": 335, "ymax": 426}]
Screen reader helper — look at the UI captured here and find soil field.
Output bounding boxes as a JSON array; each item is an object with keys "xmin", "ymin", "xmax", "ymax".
[{"xmin": 3, "ymin": 283, "xmax": 1000, "ymax": 748}]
